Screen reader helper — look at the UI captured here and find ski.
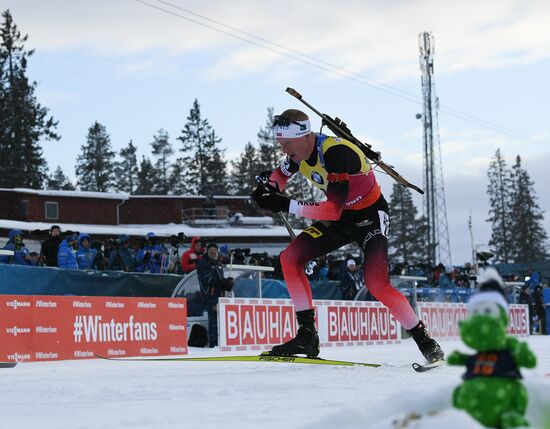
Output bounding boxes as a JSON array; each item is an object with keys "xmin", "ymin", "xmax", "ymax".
[
  {"xmin": 95, "ymin": 353, "xmax": 381, "ymax": 368},
  {"xmin": 412, "ymin": 359, "xmax": 445, "ymax": 372},
  {"xmin": 0, "ymin": 362, "xmax": 17, "ymax": 368}
]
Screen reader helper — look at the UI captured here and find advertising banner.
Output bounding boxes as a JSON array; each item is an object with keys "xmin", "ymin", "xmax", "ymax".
[
  {"xmin": 218, "ymin": 298, "xmax": 400, "ymax": 352},
  {"xmin": 0, "ymin": 295, "xmax": 187, "ymax": 363},
  {"xmin": 417, "ymin": 302, "xmax": 530, "ymax": 339}
]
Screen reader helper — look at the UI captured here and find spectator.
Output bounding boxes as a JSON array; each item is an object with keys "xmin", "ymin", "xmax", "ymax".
[
  {"xmin": 328, "ymin": 257, "xmax": 345, "ymax": 281},
  {"xmin": 314, "ymin": 257, "xmax": 329, "ymax": 282},
  {"xmin": 340, "ymin": 259, "xmax": 364, "ymax": 300},
  {"xmin": 108, "ymin": 235, "xmax": 135, "ymax": 272},
  {"xmin": 181, "ymin": 236, "xmax": 204, "ymax": 274},
  {"xmin": 197, "ymin": 242, "xmax": 234, "ymax": 347},
  {"xmin": 29, "ymin": 251, "xmax": 40, "ymax": 266},
  {"xmin": 0, "ymin": 229, "xmax": 30, "ymax": 265},
  {"xmin": 520, "ymin": 272, "xmax": 547, "ymax": 334},
  {"xmin": 430, "ymin": 263, "xmax": 445, "ymax": 286},
  {"xmin": 438, "ymin": 265, "xmax": 456, "ymax": 288},
  {"xmin": 272, "ymin": 251, "xmax": 284, "ymax": 279},
  {"xmin": 218, "ymin": 244, "xmax": 231, "ymax": 264},
  {"xmin": 76, "ymin": 233, "xmax": 98, "ymax": 270},
  {"xmin": 39, "ymin": 225, "xmax": 62, "ymax": 267},
  {"xmin": 58, "ymin": 233, "xmax": 79, "ymax": 269},
  {"xmin": 135, "ymin": 232, "xmax": 169, "ymax": 273}
]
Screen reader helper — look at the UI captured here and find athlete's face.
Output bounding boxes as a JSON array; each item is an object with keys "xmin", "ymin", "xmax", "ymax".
[{"xmin": 277, "ymin": 133, "xmax": 314, "ymax": 163}]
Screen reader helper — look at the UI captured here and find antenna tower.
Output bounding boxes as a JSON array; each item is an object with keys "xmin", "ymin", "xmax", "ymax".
[{"xmin": 418, "ymin": 32, "xmax": 452, "ymax": 266}]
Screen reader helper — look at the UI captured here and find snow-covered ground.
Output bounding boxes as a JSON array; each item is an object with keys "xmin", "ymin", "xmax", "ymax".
[{"xmin": 1, "ymin": 337, "xmax": 549, "ymax": 429}]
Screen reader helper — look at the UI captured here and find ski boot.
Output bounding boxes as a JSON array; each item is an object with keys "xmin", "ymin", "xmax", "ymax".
[
  {"xmin": 269, "ymin": 309, "xmax": 320, "ymax": 358},
  {"xmin": 407, "ymin": 320, "xmax": 444, "ymax": 363}
]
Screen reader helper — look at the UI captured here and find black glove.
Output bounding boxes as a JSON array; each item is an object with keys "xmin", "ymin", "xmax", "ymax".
[{"xmin": 250, "ymin": 185, "xmax": 290, "ymax": 213}]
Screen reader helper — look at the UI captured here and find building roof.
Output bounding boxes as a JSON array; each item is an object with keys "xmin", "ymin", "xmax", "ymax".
[
  {"xmin": 0, "ymin": 219, "xmax": 298, "ymax": 239},
  {"xmin": 1, "ymin": 188, "xmax": 249, "ymax": 200}
]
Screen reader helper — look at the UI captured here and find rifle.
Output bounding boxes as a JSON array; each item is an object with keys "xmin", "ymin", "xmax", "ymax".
[{"xmin": 285, "ymin": 87, "xmax": 424, "ymax": 194}]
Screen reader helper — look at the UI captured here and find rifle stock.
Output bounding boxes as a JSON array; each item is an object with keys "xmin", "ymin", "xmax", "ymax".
[{"xmin": 285, "ymin": 87, "xmax": 424, "ymax": 194}]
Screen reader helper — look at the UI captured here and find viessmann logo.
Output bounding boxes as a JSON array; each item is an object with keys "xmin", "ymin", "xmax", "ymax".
[
  {"xmin": 5, "ymin": 299, "xmax": 31, "ymax": 309},
  {"xmin": 6, "ymin": 326, "xmax": 31, "ymax": 336},
  {"xmin": 73, "ymin": 315, "xmax": 157, "ymax": 343}
]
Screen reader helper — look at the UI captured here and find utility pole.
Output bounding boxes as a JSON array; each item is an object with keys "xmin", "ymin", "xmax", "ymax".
[{"xmin": 418, "ymin": 32, "xmax": 452, "ymax": 266}]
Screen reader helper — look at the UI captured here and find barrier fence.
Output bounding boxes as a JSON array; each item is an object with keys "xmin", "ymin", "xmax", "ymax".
[
  {"xmin": 217, "ymin": 298, "xmax": 530, "ymax": 351},
  {"xmin": 218, "ymin": 298, "xmax": 402, "ymax": 352},
  {"xmin": 0, "ymin": 295, "xmax": 188, "ymax": 363},
  {"xmin": 0, "ymin": 295, "xmax": 530, "ymax": 362}
]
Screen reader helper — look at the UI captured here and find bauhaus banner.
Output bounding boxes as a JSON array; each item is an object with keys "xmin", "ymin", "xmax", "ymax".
[{"xmin": 217, "ymin": 298, "xmax": 401, "ymax": 352}]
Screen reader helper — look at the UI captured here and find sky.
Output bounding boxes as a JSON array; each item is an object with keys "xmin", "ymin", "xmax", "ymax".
[{"xmin": 2, "ymin": 0, "xmax": 550, "ymax": 265}]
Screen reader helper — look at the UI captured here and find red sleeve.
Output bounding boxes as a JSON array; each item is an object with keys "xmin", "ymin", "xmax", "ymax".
[
  {"xmin": 269, "ymin": 169, "xmax": 290, "ymax": 192},
  {"xmin": 269, "ymin": 157, "xmax": 300, "ymax": 191}
]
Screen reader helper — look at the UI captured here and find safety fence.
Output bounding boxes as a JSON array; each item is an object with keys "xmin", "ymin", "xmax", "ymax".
[{"xmin": 216, "ymin": 298, "xmax": 530, "ymax": 352}]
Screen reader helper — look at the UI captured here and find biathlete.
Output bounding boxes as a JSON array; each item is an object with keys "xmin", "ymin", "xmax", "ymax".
[{"xmin": 251, "ymin": 108, "xmax": 444, "ymax": 363}]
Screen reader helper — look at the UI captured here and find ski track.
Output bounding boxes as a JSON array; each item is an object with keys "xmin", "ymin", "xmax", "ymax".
[{"xmin": 1, "ymin": 337, "xmax": 548, "ymax": 429}]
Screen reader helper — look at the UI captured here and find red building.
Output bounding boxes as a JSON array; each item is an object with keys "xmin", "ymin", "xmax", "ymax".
[
  {"xmin": 0, "ymin": 188, "xmax": 286, "ymax": 245},
  {"xmin": 0, "ymin": 188, "xmax": 256, "ymax": 225}
]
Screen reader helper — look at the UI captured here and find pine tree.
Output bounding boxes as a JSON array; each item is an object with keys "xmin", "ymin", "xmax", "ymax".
[
  {"xmin": 150, "ymin": 129, "xmax": 173, "ymax": 195},
  {"xmin": 486, "ymin": 149, "xmax": 514, "ymax": 262},
  {"xmin": 0, "ymin": 10, "xmax": 59, "ymax": 188},
  {"xmin": 202, "ymin": 132, "xmax": 229, "ymax": 194},
  {"xmin": 75, "ymin": 121, "xmax": 116, "ymax": 192},
  {"xmin": 231, "ymin": 142, "xmax": 260, "ymax": 195},
  {"xmin": 509, "ymin": 155, "xmax": 549, "ymax": 262},
  {"xmin": 114, "ymin": 140, "xmax": 139, "ymax": 194},
  {"xmin": 257, "ymin": 107, "xmax": 281, "ymax": 172},
  {"xmin": 387, "ymin": 183, "xmax": 426, "ymax": 264},
  {"xmin": 175, "ymin": 99, "xmax": 227, "ymax": 195},
  {"xmin": 136, "ymin": 156, "xmax": 156, "ymax": 195},
  {"xmin": 47, "ymin": 166, "xmax": 74, "ymax": 190},
  {"xmin": 169, "ymin": 162, "xmax": 189, "ymax": 195}
]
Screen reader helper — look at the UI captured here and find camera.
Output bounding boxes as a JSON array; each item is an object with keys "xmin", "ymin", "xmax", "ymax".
[
  {"xmin": 91, "ymin": 240, "xmax": 105, "ymax": 252},
  {"xmin": 107, "ymin": 238, "xmax": 120, "ymax": 249},
  {"xmin": 249, "ymin": 252, "xmax": 270, "ymax": 266},
  {"xmin": 231, "ymin": 248, "xmax": 251, "ymax": 264},
  {"xmin": 168, "ymin": 232, "xmax": 186, "ymax": 248}
]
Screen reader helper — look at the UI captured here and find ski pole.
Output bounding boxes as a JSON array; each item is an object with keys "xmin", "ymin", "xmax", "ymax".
[{"xmin": 255, "ymin": 174, "xmax": 317, "ymax": 276}]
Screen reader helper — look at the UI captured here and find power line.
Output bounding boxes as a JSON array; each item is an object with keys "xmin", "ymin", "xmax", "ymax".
[{"xmin": 134, "ymin": 0, "xmax": 547, "ymax": 145}]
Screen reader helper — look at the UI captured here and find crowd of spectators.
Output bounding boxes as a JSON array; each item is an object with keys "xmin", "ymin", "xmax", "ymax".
[
  {"xmin": 389, "ymin": 262, "xmax": 477, "ymax": 288},
  {"xmin": 0, "ymin": 226, "xmax": 185, "ymax": 274},
  {"xmin": 0, "ymin": 227, "xmax": 547, "ymax": 305}
]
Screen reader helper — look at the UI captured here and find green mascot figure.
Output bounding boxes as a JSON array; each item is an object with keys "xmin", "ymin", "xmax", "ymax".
[{"xmin": 448, "ymin": 268, "xmax": 537, "ymax": 428}]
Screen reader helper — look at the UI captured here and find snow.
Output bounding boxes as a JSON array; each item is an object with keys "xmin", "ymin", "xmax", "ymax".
[
  {"xmin": 7, "ymin": 187, "xmax": 130, "ymax": 200},
  {"xmin": 1, "ymin": 337, "xmax": 549, "ymax": 429},
  {"xmin": 2, "ymin": 188, "xmax": 256, "ymax": 201},
  {"xmin": 0, "ymin": 218, "xmax": 290, "ymax": 239}
]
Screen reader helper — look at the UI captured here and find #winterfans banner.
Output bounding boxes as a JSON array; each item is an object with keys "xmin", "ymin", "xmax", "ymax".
[
  {"xmin": 217, "ymin": 298, "xmax": 401, "ymax": 352},
  {"xmin": 0, "ymin": 295, "xmax": 187, "ymax": 363},
  {"xmin": 417, "ymin": 302, "xmax": 530, "ymax": 339}
]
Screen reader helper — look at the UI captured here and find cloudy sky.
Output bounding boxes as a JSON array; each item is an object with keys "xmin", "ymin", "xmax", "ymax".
[{"xmin": 2, "ymin": 0, "xmax": 550, "ymax": 264}]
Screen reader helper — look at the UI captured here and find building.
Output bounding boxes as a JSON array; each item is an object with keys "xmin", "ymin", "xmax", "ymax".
[{"xmin": 0, "ymin": 188, "xmax": 291, "ymax": 248}]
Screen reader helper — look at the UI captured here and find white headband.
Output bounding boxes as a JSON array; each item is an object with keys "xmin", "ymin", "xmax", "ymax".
[
  {"xmin": 467, "ymin": 291, "xmax": 509, "ymax": 313},
  {"xmin": 273, "ymin": 119, "xmax": 311, "ymax": 139}
]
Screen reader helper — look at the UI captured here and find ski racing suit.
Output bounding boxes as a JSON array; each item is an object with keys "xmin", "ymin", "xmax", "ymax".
[{"xmin": 269, "ymin": 133, "xmax": 420, "ymax": 330}]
